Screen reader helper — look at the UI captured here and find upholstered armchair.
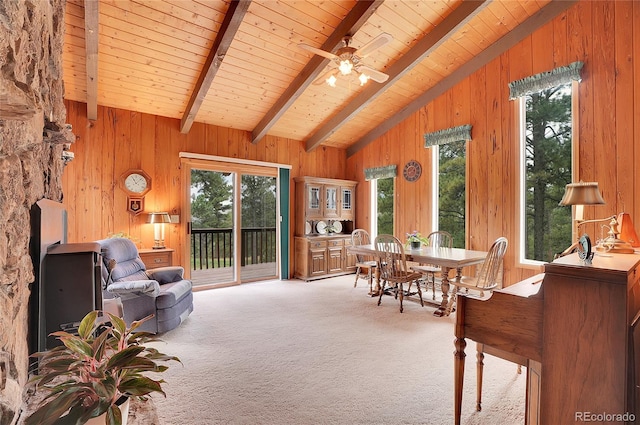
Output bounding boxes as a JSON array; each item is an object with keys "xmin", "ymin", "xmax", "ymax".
[{"xmin": 98, "ymin": 237, "xmax": 193, "ymax": 333}]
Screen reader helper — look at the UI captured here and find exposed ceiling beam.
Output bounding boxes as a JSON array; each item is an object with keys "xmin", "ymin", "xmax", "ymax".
[
  {"xmin": 180, "ymin": 0, "xmax": 251, "ymax": 134},
  {"xmin": 347, "ymin": 0, "xmax": 579, "ymax": 158},
  {"xmin": 305, "ymin": 0, "xmax": 488, "ymax": 152},
  {"xmin": 84, "ymin": 0, "xmax": 99, "ymax": 121},
  {"xmin": 250, "ymin": 0, "xmax": 385, "ymax": 145}
]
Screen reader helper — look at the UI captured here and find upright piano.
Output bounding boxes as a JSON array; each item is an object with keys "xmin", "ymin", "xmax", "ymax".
[{"xmin": 454, "ymin": 252, "xmax": 640, "ymax": 425}]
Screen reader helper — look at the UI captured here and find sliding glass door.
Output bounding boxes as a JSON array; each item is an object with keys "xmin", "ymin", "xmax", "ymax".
[
  {"xmin": 187, "ymin": 162, "xmax": 278, "ymax": 288},
  {"xmin": 240, "ymin": 175, "xmax": 277, "ymax": 280}
]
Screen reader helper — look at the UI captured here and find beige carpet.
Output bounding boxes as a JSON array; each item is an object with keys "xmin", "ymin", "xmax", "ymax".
[{"xmin": 150, "ymin": 275, "xmax": 526, "ymax": 424}]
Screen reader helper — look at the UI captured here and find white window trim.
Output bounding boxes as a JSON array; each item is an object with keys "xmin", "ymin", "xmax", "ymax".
[
  {"xmin": 516, "ymin": 81, "xmax": 578, "ymax": 268},
  {"xmin": 431, "ymin": 145, "xmax": 439, "ymax": 232},
  {"xmin": 516, "ymin": 96, "xmax": 542, "ymax": 267},
  {"xmin": 370, "ymin": 180, "xmax": 378, "ymax": 241}
]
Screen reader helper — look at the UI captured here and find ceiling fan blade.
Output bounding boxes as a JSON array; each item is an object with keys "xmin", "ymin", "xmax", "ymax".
[
  {"xmin": 355, "ymin": 32, "xmax": 393, "ymax": 58},
  {"xmin": 358, "ymin": 66, "xmax": 389, "ymax": 83},
  {"xmin": 298, "ymin": 43, "xmax": 337, "ymax": 60}
]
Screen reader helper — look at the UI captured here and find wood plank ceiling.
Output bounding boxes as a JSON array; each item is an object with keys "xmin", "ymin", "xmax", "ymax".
[{"xmin": 62, "ymin": 0, "xmax": 575, "ymax": 156}]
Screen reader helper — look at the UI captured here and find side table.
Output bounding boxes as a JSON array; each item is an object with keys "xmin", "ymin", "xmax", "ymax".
[{"xmin": 138, "ymin": 248, "xmax": 174, "ymax": 270}]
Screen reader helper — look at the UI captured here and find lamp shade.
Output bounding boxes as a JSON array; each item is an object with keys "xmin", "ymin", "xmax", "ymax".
[
  {"xmin": 618, "ymin": 212, "xmax": 640, "ymax": 247},
  {"xmin": 558, "ymin": 182, "xmax": 606, "ymax": 206},
  {"xmin": 148, "ymin": 212, "xmax": 171, "ymax": 224}
]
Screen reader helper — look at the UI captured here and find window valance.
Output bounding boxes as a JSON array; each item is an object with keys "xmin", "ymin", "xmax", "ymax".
[
  {"xmin": 424, "ymin": 124, "xmax": 472, "ymax": 148},
  {"xmin": 508, "ymin": 61, "xmax": 584, "ymax": 99},
  {"xmin": 364, "ymin": 165, "xmax": 397, "ymax": 181}
]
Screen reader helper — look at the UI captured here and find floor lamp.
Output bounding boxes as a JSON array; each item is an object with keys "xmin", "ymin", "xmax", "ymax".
[{"xmin": 558, "ymin": 182, "xmax": 635, "ymax": 256}]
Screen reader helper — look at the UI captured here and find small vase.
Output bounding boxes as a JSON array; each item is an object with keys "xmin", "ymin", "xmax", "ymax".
[{"xmin": 410, "ymin": 241, "xmax": 421, "ymax": 250}]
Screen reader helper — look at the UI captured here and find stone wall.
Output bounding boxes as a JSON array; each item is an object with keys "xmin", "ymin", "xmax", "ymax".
[{"xmin": 0, "ymin": 1, "xmax": 69, "ymax": 423}]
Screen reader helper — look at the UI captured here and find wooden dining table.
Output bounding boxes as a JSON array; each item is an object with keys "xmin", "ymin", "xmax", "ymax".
[{"xmin": 348, "ymin": 244, "xmax": 489, "ymax": 316}]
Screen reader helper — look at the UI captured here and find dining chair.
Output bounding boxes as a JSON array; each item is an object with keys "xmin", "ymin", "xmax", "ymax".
[
  {"xmin": 452, "ymin": 237, "xmax": 508, "ymax": 299},
  {"xmin": 374, "ymin": 234, "xmax": 424, "ymax": 313},
  {"xmin": 351, "ymin": 229, "xmax": 377, "ymax": 295},
  {"xmin": 410, "ymin": 231, "xmax": 453, "ymax": 300}
]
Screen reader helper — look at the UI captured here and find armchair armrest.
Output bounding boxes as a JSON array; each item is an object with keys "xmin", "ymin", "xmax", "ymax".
[
  {"xmin": 106, "ymin": 280, "xmax": 160, "ymax": 299},
  {"xmin": 146, "ymin": 266, "xmax": 185, "ymax": 284}
]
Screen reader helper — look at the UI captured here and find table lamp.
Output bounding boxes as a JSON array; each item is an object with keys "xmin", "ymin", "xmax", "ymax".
[
  {"xmin": 558, "ymin": 182, "xmax": 634, "ymax": 255},
  {"xmin": 148, "ymin": 212, "xmax": 171, "ymax": 249}
]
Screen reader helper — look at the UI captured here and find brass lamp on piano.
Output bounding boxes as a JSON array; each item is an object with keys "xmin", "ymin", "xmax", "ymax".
[{"xmin": 558, "ymin": 181, "xmax": 635, "ymax": 256}]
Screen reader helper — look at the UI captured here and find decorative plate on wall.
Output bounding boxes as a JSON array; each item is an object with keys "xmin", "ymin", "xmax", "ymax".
[{"xmin": 403, "ymin": 160, "xmax": 422, "ymax": 182}]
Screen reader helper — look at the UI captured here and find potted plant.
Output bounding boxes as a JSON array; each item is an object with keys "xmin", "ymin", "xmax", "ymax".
[
  {"xmin": 25, "ymin": 311, "xmax": 180, "ymax": 425},
  {"xmin": 406, "ymin": 231, "xmax": 429, "ymax": 249}
]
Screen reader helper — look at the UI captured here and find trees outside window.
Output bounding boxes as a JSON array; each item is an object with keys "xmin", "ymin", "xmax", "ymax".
[
  {"xmin": 435, "ymin": 142, "xmax": 466, "ymax": 248},
  {"xmin": 522, "ymin": 83, "xmax": 573, "ymax": 262},
  {"xmin": 191, "ymin": 170, "xmax": 233, "ymax": 228},
  {"xmin": 376, "ymin": 177, "xmax": 394, "ymax": 236}
]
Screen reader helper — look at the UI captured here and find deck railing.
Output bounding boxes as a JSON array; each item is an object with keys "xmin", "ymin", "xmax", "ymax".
[{"xmin": 190, "ymin": 227, "xmax": 276, "ymax": 270}]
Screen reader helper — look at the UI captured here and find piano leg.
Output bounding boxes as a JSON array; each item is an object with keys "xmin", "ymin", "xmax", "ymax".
[
  {"xmin": 454, "ymin": 335, "xmax": 467, "ymax": 425},
  {"xmin": 476, "ymin": 343, "xmax": 485, "ymax": 411}
]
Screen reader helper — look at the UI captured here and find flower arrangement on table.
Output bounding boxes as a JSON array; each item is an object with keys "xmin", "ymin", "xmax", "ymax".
[{"xmin": 406, "ymin": 231, "xmax": 429, "ymax": 248}]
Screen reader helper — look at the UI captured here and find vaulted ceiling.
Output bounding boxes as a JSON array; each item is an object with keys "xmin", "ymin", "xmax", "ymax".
[{"xmin": 63, "ymin": 0, "xmax": 576, "ymax": 156}]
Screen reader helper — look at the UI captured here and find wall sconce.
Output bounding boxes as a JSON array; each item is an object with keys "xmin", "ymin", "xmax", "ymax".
[
  {"xmin": 148, "ymin": 212, "xmax": 171, "ymax": 249},
  {"xmin": 558, "ymin": 182, "xmax": 635, "ymax": 255}
]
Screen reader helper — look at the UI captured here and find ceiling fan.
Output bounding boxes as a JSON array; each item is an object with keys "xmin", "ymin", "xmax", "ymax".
[{"xmin": 299, "ymin": 33, "xmax": 392, "ymax": 87}]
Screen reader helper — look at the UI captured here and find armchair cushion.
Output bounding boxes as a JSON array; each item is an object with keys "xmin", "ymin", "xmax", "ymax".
[
  {"xmin": 147, "ymin": 266, "xmax": 185, "ymax": 284},
  {"xmin": 155, "ymin": 279, "xmax": 192, "ymax": 309},
  {"xmin": 106, "ymin": 280, "xmax": 160, "ymax": 298}
]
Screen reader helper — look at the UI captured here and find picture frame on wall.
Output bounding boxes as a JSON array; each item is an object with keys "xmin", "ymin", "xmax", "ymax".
[{"xmin": 127, "ymin": 197, "xmax": 144, "ymax": 215}]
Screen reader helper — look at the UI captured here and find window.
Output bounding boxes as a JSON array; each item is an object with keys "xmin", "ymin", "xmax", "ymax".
[
  {"xmin": 519, "ymin": 83, "xmax": 574, "ymax": 263},
  {"xmin": 365, "ymin": 165, "xmax": 397, "ymax": 240},
  {"xmin": 370, "ymin": 177, "xmax": 394, "ymax": 239},
  {"xmin": 425, "ymin": 125, "xmax": 470, "ymax": 249},
  {"xmin": 432, "ymin": 142, "xmax": 466, "ymax": 248}
]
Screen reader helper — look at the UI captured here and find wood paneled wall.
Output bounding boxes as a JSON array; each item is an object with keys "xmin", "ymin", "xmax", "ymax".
[
  {"xmin": 64, "ymin": 2, "xmax": 639, "ymax": 286},
  {"xmin": 62, "ymin": 100, "xmax": 347, "ymax": 276},
  {"xmin": 347, "ymin": 1, "xmax": 640, "ymax": 287}
]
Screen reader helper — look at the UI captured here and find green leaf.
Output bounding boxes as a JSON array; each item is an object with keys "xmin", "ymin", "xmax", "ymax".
[
  {"xmin": 106, "ymin": 346, "xmax": 145, "ymax": 369},
  {"xmin": 78, "ymin": 311, "xmax": 99, "ymax": 339},
  {"xmin": 128, "ymin": 314, "xmax": 154, "ymax": 333},
  {"xmin": 119, "ymin": 376, "xmax": 165, "ymax": 396},
  {"xmin": 106, "ymin": 403, "xmax": 124, "ymax": 425},
  {"xmin": 109, "ymin": 313, "xmax": 127, "ymax": 335},
  {"xmin": 60, "ymin": 335, "xmax": 94, "ymax": 357},
  {"xmin": 25, "ymin": 388, "xmax": 87, "ymax": 425}
]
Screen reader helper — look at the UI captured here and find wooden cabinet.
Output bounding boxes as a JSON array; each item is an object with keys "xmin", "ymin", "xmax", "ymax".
[
  {"xmin": 340, "ymin": 186, "xmax": 355, "ymax": 220},
  {"xmin": 324, "ymin": 185, "xmax": 339, "ymax": 218},
  {"xmin": 294, "ymin": 177, "xmax": 358, "ymax": 280},
  {"xmin": 138, "ymin": 248, "xmax": 174, "ymax": 269},
  {"xmin": 294, "ymin": 236, "xmax": 356, "ymax": 280},
  {"xmin": 456, "ymin": 253, "xmax": 640, "ymax": 425},
  {"xmin": 294, "ymin": 177, "xmax": 357, "ymax": 235},
  {"xmin": 539, "ymin": 253, "xmax": 640, "ymax": 424}
]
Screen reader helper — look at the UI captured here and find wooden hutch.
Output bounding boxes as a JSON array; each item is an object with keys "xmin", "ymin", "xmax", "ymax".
[{"xmin": 294, "ymin": 176, "xmax": 358, "ymax": 281}]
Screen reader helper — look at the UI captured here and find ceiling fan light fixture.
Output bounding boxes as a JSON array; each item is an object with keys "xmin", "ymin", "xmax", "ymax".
[
  {"xmin": 338, "ymin": 60, "xmax": 353, "ymax": 75},
  {"xmin": 358, "ymin": 72, "xmax": 369, "ymax": 86},
  {"xmin": 326, "ymin": 74, "xmax": 337, "ymax": 87}
]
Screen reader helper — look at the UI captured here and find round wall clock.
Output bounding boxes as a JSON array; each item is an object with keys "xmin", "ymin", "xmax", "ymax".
[
  {"xmin": 403, "ymin": 160, "xmax": 422, "ymax": 182},
  {"xmin": 120, "ymin": 169, "xmax": 151, "ymax": 197}
]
